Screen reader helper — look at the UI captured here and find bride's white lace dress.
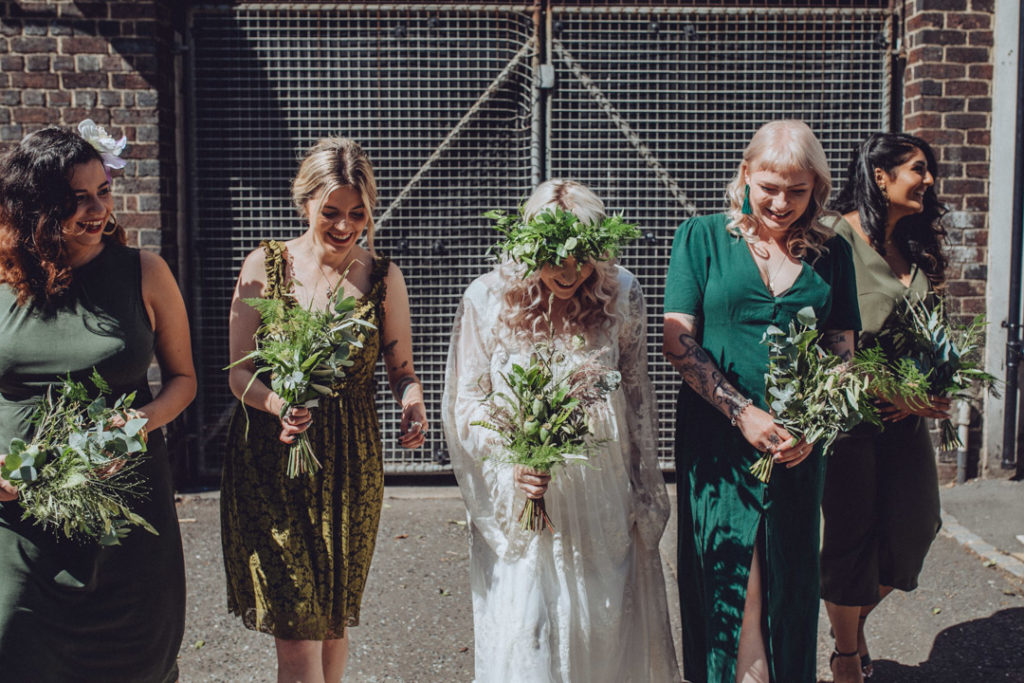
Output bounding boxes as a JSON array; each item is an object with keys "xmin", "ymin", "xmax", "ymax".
[{"xmin": 443, "ymin": 266, "xmax": 680, "ymax": 683}]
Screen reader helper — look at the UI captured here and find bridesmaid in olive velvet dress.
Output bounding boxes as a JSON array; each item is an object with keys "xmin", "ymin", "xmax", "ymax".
[{"xmin": 0, "ymin": 127, "xmax": 195, "ymax": 682}]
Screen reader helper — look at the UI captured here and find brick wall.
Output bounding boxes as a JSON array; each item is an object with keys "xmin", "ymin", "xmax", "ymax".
[
  {"xmin": 0, "ymin": 0, "xmax": 181, "ymax": 265},
  {"xmin": 902, "ymin": 0, "xmax": 993, "ymax": 326}
]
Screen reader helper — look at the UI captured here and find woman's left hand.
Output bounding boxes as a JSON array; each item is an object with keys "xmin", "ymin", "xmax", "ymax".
[
  {"xmin": 399, "ymin": 401, "xmax": 428, "ymax": 449},
  {"xmin": 772, "ymin": 436, "xmax": 814, "ymax": 469}
]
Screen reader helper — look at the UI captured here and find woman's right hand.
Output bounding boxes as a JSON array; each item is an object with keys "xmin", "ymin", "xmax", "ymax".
[
  {"xmin": 0, "ymin": 456, "xmax": 19, "ymax": 501},
  {"xmin": 514, "ymin": 465, "xmax": 551, "ymax": 499},
  {"xmin": 277, "ymin": 404, "xmax": 312, "ymax": 445},
  {"xmin": 734, "ymin": 405, "xmax": 812, "ymax": 468}
]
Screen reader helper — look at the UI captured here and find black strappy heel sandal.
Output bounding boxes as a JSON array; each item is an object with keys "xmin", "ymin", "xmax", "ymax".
[{"xmin": 831, "ymin": 648, "xmax": 861, "ymax": 682}]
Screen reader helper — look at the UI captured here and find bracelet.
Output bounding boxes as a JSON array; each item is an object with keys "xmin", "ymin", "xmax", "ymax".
[{"xmin": 730, "ymin": 398, "xmax": 753, "ymax": 426}]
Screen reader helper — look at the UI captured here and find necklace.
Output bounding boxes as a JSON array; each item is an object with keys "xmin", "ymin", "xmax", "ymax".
[{"xmin": 752, "ymin": 241, "xmax": 790, "ymax": 295}]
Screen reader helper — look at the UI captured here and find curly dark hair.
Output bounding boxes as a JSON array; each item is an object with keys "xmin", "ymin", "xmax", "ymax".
[
  {"xmin": 832, "ymin": 132, "xmax": 947, "ymax": 286},
  {"xmin": 0, "ymin": 126, "xmax": 126, "ymax": 305}
]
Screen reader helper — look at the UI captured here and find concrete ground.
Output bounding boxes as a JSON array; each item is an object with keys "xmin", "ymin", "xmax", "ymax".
[{"xmin": 174, "ymin": 477, "xmax": 1024, "ymax": 682}]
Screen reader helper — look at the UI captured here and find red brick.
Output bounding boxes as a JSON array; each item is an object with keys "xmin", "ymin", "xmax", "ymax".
[
  {"xmin": 111, "ymin": 109, "xmax": 158, "ymax": 125},
  {"xmin": 965, "ymin": 196, "xmax": 988, "ymax": 211},
  {"xmin": 46, "ymin": 91, "xmax": 71, "ymax": 107},
  {"xmin": 917, "ymin": 96, "xmax": 967, "ymax": 112},
  {"xmin": 13, "ymin": 107, "xmax": 59, "ymax": 124},
  {"xmin": 110, "ymin": 73, "xmax": 150, "ymax": 89},
  {"xmin": 9, "ymin": 72, "xmax": 58, "ymax": 88},
  {"xmin": 945, "ymin": 47, "xmax": 990, "ymax": 63},
  {"xmin": 906, "ymin": 80, "xmax": 944, "ymax": 97},
  {"xmin": 944, "ymin": 113, "xmax": 988, "ymax": 129},
  {"xmin": 946, "ymin": 280, "xmax": 986, "ymax": 297},
  {"xmin": 944, "ymin": 146, "xmax": 987, "ymax": 162},
  {"xmin": 918, "ymin": 29, "xmax": 967, "ymax": 45},
  {"xmin": 101, "ymin": 54, "xmax": 131, "ymax": 72},
  {"xmin": 25, "ymin": 54, "xmax": 49, "ymax": 71},
  {"xmin": 959, "ymin": 297, "xmax": 986, "ymax": 314},
  {"xmin": 936, "ymin": 162, "xmax": 963, "ymax": 178},
  {"xmin": 969, "ymin": 30, "xmax": 993, "ymax": 47},
  {"xmin": 970, "ymin": 0, "xmax": 994, "ymax": 11},
  {"xmin": 119, "ymin": 213, "xmax": 162, "ymax": 230},
  {"xmin": 60, "ymin": 72, "xmax": 107, "ymax": 88},
  {"xmin": 946, "ymin": 12, "xmax": 991, "ymax": 29},
  {"xmin": 966, "ymin": 129, "xmax": 990, "ymax": 145},
  {"xmin": 59, "ymin": 36, "xmax": 107, "ymax": 53},
  {"xmin": 911, "ymin": 63, "xmax": 965, "ymax": 80},
  {"xmin": 110, "ymin": 3, "xmax": 157, "ymax": 19},
  {"xmin": 918, "ymin": 0, "xmax": 967, "ymax": 10},
  {"xmin": 905, "ymin": 113, "xmax": 943, "ymax": 130},
  {"xmin": 60, "ymin": 108, "xmax": 111, "ymax": 125},
  {"xmin": 908, "ymin": 45, "xmax": 944, "ymax": 63},
  {"xmin": 968, "ymin": 64, "xmax": 993, "ymax": 79},
  {"xmin": 964, "ymin": 162, "xmax": 989, "ymax": 177},
  {"xmin": 0, "ymin": 55, "xmax": 23, "ymax": 70},
  {"xmin": 11, "ymin": 36, "xmax": 57, "ymax": 53},
  {"xmin": 906, "ymin": 12, "xmax": 945, "ymax": 31},
  {"xmin": 945, "ymin": 80, "xmax": 988, "ymax": 96},
  {"xmin": 942, "ymin": 179, "xmax": 986, "ymax": 195},
  {"xmin": 967, "ymin": 97, "xmax": 992, "ymax": 112},
  {"xmin": 62, "ymin": 2, "xmax": 108, "ymax": 19},
  {"xmin": 914, "ymin": 128, "xmax": 965, "ymax": 145}
]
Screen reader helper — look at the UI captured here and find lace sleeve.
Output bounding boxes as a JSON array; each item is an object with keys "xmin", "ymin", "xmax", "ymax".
[
  {"xmin": 618, "ymin": 273, "xmax": 671, "ymax": 547},
  {"xmin": 442, "ymin": 277, "xmax": 526, "ymax": 561}
]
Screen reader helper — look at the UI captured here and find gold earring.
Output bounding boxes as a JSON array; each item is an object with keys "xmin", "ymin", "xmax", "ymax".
[
  {"xmin": 102, "ymin": 214, "xmax": 118, "ymax": 236},
  {"xmin": 878, "ymin": 185, "xmax": 890, "ymax": 208}
]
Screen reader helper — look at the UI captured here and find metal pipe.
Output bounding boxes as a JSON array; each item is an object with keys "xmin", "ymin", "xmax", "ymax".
[
  {"xmin": 955, "ymin": 399, "xmax": 971, "ymax": 484},
  {"xmin": 1002, "ymin": 9, "xmax": 1024, "ymax": 476}
]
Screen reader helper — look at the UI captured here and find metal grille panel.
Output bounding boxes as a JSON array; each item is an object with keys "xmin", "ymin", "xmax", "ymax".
[
  {"xmin": 189, "ymin": 3, "xmax": 891, "ymax": 477},
  {"xmin": 547, "ymin": 6, "xmax": 891, "ymax": 465}
]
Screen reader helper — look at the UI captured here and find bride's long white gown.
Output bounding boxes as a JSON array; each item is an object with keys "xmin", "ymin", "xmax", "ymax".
[{"xmin": 443, "ymin": 266, "xmax": 680, "ymax": 683}]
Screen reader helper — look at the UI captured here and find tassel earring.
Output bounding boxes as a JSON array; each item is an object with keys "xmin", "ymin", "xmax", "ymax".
[
  {"xmin": 741, "ymin": 184, "xmax": 752, "ymax": 215},
  {"xmin": 878, "ymin": 185, "xmax": 890, "ymax": 208},
  {"xmin": 102, "ymin": 214, "xmax": 118, "ymax": 236}
]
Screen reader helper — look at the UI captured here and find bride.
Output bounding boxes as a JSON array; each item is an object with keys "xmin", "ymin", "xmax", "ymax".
[{"xmin": 443, "ymin": 180, "xmax": 679, "ymax": 682}]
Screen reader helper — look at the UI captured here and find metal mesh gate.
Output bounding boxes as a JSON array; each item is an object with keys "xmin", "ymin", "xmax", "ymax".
[{"xmin": 187, "ymin": 2, "xmax": 891, "ymax": 478}]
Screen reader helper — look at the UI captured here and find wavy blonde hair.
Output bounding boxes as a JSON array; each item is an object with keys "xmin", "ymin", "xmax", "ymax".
[
  {"xmin": 726, "ymin": 120, "xmax": 835, "ymax": 259},
  {"xmin": 291, "ymin": 137, "xmax": 378, "ymax": 253},
  {"xmin": 498, "ymin": 180, "xmax": 620, "ymax": 340}
]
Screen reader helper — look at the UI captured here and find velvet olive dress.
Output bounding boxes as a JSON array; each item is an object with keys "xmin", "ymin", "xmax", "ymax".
[
  {"xmin": 664, "ymin": 214, "xmax": 860, "ymax": 683},
  {"xmin": 0, "ymin": 243, "xmax": 186, "ymax": 682},
  {"xmin": 220, "ymin": 241, "xmax": 389, "ymax": 639},
  {"xmin": 820, "ymin": 216, "xmax": 940, "ymax": 606}
]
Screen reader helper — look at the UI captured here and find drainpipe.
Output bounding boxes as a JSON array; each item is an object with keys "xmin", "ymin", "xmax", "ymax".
[{"xmin": 1002, "ymin": 11, "xmax": 1024, "ymax": 478}]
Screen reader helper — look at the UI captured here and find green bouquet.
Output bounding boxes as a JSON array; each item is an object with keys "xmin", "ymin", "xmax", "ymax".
[
  {"xmin": 229, "ymin": 284, "xmax": 375, "ymax": 478},
  {"xmin": 750, "ymin": 307, "xmax": 877, "ymax": 483},
  {"xmin": 1, "ymin": 370, "xmax": 155, "ymax": 545},
  {"xmin": 473, "ymin": 335, "xmax": 620, "ymax": 532}
]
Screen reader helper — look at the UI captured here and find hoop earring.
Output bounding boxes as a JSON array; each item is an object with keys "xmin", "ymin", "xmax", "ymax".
[
  {"xmin": 102, "ymin": 214, "xmax": 118, "ymax": 236},
  {"xmin": 741, "ymin": 184, "xmax": 753, "ymax": 215}
]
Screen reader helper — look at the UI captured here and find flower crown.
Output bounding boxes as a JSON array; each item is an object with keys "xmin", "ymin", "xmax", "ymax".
[
  {"xmin": 486, "ymin": 205, "xmax": 640, "ymax": 278},
  {"xmin": 78, "ymin": 119, "xmax": 127, "ymax": 171}
]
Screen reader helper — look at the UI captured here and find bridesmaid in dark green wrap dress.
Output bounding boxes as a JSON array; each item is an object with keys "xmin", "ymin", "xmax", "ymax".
[
  {"xmin": 663, "ymin": 121, "xmax": 860, "ymax": 683},
  {"xmin": 0, "ymin": 128, "xmax": 195, "ymax": 681}
]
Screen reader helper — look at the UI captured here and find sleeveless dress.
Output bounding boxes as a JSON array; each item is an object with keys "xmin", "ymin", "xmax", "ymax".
[
  {"xmin": 220, "ymin": 241, "xmax": 389, "ymax": 639},
  {"xmin": 664, "ymin": 214, "xmax": 860, "ymax": 683},
  {"xmin": 0, "ymin": 243, "xmax": 186, "ymax": 682}
]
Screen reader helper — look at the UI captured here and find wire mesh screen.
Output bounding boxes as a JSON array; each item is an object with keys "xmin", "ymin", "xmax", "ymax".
[
  {"xmin": 188, "ymin": 3, "xmax": 891, "ymax": 478},
  {"xmin": 546, "ymin": 5, "xmax": 892, "ymax": 465},
  {"xmin": 189, "ymin": 4, "xmax": 536, "ymax": 476}
]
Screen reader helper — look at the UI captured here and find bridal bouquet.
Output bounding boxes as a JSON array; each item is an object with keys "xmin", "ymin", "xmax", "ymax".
[
  {"xmin": 0, "ymin": 370, "xmax": 156, "ymax": 545},
  {"xmin": 229, "ymin": 284, "xmax": 375, "ymax": 478},
  {"xmin": 869, "ymin": 296, "xmax": 999, "ymax": 449},
  {"xmin": 473, "ymin": 336, "xmax": 620, "ymax": 532},
  {"xmin": 750, "ymin": 307, "xmax": 876, "ymax": 483}
]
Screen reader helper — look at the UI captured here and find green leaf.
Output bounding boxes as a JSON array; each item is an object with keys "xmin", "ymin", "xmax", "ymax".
[{"xmin": 123, "ymin": 417, "xmax": 148, "ymax": 437}]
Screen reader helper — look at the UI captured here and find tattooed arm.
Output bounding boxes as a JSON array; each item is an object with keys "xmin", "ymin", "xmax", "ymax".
[
  {"xmin": 381, "ymin": 262, "xmax": 427, "ymax": 449},
  {"xmin": 821, "ymin": 329, "xmax": 855, "ymax": 362},
  {"xmin": 663, "ymin": 312, "xmax": 812, "ymax": 467}
]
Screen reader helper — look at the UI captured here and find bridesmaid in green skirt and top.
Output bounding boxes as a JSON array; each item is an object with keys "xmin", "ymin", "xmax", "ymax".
[
  {"xmin": 0, "ymin": 126, "xmax": 196, "ymax": 681},
  {"xmin": 820, "ymin": 133, "xmax": 950, "ymax": 683},
  {"xmin": 663, "ymin": 120, "xmax": 860, "ymax": 682},
  {"xmin": 220, "ymin": 138, "xmax": 428, "ymax": 683}
]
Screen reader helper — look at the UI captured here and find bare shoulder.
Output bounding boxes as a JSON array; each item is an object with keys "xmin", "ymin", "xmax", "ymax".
[
  {"xmin": 138, "ymin": 248, "xmax": 176, "ymax": 285},
  {"xmin": 237, "ymin": 246, "xmax": 270, "ymax": 285},
  {"xmin": 384, "ymin": 259, "xmax": 406, "ymax": 286}
]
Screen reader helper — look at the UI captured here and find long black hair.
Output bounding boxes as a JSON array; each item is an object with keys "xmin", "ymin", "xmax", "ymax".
[
  {"xmin": 832, "ymin": 132, "xmax": 947, "ymax": 286},
  {"xmin": 0, "ymin": 127, "xmax": 125, "ymax": 305}
]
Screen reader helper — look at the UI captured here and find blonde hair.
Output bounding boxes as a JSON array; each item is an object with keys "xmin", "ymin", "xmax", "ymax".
[
  {"xmin": 291, "ymin": 137, "xmax": 378, "ymax": 252},
  {"xmin": 725, "ymin": 120, "xmax": 834, "ymax": 259},
  {"xmin": 498, "ymin": 180, "xmax": 620, "ymax": 340}
]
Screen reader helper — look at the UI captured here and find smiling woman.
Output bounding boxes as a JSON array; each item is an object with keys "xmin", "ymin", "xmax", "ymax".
[
  {"xmin": 220, "ymin": 137, "xmax": 428, "ymax": 683},
  {"xmin": 0, "ymin": 125, "xmax": 196, "ymax": 681}
]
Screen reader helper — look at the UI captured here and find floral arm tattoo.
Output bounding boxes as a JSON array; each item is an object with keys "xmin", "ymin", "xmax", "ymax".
[
  {"xmin": 665, "ymin": 331, "xmax": 751, "ymax": 422},
  {"xmin": 822, "ymin": 330, "xmax": 855, "ymax": 362}
]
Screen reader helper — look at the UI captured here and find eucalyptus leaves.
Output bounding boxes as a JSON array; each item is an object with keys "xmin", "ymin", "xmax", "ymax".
[
  {"xmin": 228, "ymin": 284, "xmax": 375, "ymax": 478},
  {"xmin": 750, "ymin": 307, "xmax": 875, "ymax": 483},
  {"xmin": 870, "ymin": 296, "xmax": 999, "ymax": 450},
  {"xmin": 0, "ymin": 370, "xmax": 155, "ymax": 545},
  {"xmin": 472, "ymin": 336, "xmax": 620, "ymax": 532},
  {"xmin": 486, "ymin": 205, "xmax": 640, "ymax": 277}
]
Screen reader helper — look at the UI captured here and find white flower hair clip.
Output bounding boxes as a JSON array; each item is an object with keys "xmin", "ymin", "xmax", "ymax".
[{"xmin": 78, "ymin": 119, "xmax": 127, "ymax": 171}]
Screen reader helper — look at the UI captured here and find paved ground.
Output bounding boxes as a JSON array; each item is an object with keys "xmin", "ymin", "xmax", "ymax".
[{"xmin": 174, "ymin": 477, "xmax": 1024, "ymax": 682}]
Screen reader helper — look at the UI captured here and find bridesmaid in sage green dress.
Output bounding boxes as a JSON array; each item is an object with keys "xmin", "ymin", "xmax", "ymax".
[
  {"xmin": 0, "ymin": 128, "xmax": 195, "ymax": 681},
  {"xmin": 663, "ymin": 121, "xmax": 860, "ymax": 683}
]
